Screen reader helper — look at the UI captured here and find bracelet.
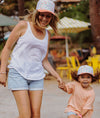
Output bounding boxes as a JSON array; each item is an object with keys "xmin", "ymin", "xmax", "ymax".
[
  {"xmin": 78, "ymin": 114, "xmax": 82, "ymax": 118},
  {"xmin": 0, "ymin": 72, "xmax": 6, "ymax": 74}
]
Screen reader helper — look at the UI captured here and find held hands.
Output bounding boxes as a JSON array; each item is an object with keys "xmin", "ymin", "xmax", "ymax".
[
  {"xmin": 58, "ymin": 81, "xmax": 65, "ymax": 89},
  {"xmin": 56, "ymin": 77, "xmax": 65, "ymax": 90},
  {"xmin": 58, "ymin": 81, "xmax": 68, "ymax": 92},
  {"xmin": 0, "ymin": 73, "xmax": 7, "ymax": 87},
  {"xmin": 56, "ymin": 77, "xmax": 67, "ymax": 92}
]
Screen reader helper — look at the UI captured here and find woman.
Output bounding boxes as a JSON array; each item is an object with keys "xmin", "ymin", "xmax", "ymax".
[{"xmin": 0, "ymin": 0, "xmax": 62, "ymax": 118}]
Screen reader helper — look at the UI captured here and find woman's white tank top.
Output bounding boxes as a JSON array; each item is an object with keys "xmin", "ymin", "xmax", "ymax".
[{"xmin": 8, "ymin": 22, "xmax": 48, "ymax": 80}]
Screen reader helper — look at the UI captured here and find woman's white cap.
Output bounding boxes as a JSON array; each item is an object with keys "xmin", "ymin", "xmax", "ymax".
[
  {"xmin": 77, "ymin": 65, "xmax": 94, "ymax": 76},
  {"xmin": 36, "ymin": 0, "xmax": 55, "ymax": 15}
]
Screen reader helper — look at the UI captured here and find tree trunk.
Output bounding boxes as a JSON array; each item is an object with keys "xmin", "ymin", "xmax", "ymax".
[
  {"xmin": 89, "ymin": 0, "xmax": 100, "ymax": 54},
  {"xmin": 18, "ymin": 0, "xmax": 24, "ymax": 17}
]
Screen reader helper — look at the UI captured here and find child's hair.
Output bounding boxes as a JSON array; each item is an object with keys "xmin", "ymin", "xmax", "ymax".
[{"xmin": 71, "ymin": 70, "xmax": 100, "ymax": 83}]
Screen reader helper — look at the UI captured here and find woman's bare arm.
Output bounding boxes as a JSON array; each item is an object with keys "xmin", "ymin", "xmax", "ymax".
[
  {"xmin": 0, "ymin": 21, "xmax": 27, "ymax": 86},
  {"xmin": 42, "ymin": 32, "xmax": 62, "ymax": 84}
]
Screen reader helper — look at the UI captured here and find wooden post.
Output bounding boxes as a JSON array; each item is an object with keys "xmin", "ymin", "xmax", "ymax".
[{"xmin": 89, "ymin": 0, "xmax": 100, "ymax": 54}]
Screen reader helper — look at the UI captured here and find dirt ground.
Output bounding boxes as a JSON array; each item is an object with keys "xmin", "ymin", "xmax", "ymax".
[{"xmin": 0, "ymin": 76, "xmax": 100, "ymax": 118}]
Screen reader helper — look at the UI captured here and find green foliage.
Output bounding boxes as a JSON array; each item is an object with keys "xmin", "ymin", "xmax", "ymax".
[
  {"xmin": 0, "ymin": 0, "xmax": 37, "ymax": 16},
  {"xmin": 0, "ymin": 42, "xmax": 5, "ymax": 51},
  {"xmin": 59, "ymin": 0, "xmax": 89, "ymax": 22},
  {"xmin": 24, "ymin": 1, "xmax": 37, "ymax": 10},
  {"xmin": 68, "ymin": 30, "xmax": 92, "ymax": 43},
  {"xmin": 0, "ymin": 0, "xmax": 17, "ymax": 16},
  {"xmin": 59, "ymin": 0, "xmax": 92, "ymax": 47}
]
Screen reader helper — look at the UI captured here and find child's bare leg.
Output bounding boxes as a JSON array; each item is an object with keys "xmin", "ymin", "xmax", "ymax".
[{"xmin": 68, "ymin": 115, "xmax": 80, "ymax": 118}]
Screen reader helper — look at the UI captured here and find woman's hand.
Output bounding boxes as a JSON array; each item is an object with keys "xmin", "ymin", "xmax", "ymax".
[
  {"xmin": 56, "ymin": 77, "xmax": 63, "ymax": 84},
  {"xmin": 0, "ymin": 73, "xmax": 7, "ymax": 87}
]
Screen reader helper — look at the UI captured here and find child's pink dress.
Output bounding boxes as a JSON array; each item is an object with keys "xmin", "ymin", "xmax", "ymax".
[{"xmin": 64, "ymin": 81, "xmax": 95, "ymax": 118}]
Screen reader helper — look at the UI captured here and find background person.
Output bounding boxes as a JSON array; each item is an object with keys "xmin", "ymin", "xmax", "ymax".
[
  {"xmin": 59, "ymin": 65, "xmax": 99, "ymax": 118},
  {"xmin": 0, "ymin": 0, "xmax": 62, "ymax": 118},
  {"xmin": 89, "ymin": 44, "xmax": 97, "ymax": 57}
]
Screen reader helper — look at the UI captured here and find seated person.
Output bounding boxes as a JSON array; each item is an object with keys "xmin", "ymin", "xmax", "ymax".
[{"xmin": 90, "ymin": 45, "xmax": 96, "ymax": 56}]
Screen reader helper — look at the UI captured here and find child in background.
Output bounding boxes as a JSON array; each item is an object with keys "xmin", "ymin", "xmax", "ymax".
[{"xmin": 59, "ymin": 65, "xmax": 99, "ymax": 118}]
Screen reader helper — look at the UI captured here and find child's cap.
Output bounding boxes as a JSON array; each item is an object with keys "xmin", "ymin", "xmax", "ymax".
[
  {"xmin": 36, "ymin": 0, "xmax": 55, "ymax": 15},
  {"xmin": 77, "ymin": 65, "xmax": 94, "ymax": 77}
]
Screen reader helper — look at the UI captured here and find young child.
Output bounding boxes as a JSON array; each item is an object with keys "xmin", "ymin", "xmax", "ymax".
[{"xmin": 59, "ymin": 65, "xmax": 99, "ymax": 118}]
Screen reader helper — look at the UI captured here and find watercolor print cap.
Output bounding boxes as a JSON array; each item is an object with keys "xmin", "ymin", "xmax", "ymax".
[
  {"xmin": 36, "ymin": 0, "xmax": 55, "ymax": 15},
  {"xmin": 77, "ymin": 65, "xmax": 94, "ymax": 77}
]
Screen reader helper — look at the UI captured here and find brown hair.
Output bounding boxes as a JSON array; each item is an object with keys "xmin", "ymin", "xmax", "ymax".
[
  {"xmin": 25, "ymin": 9, "xmax": 59, "ymax": 34},
  {"xmin": 71, "ymin": 70, "xmax": 100, "ymax": 83}
]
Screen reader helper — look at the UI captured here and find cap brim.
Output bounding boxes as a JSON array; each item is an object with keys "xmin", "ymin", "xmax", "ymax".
[
  {"xmin": 37, "ymin": 9, "xmax": 55, "ymax": 16},
  {"xmin": 78, "ymin": 73, "xmax": 94, "ymax": 77}
]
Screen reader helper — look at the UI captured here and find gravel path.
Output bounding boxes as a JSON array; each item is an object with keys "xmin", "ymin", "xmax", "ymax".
[{"xmin": 0, "ymin": 78, "xmax": 100, "ymax": 118}]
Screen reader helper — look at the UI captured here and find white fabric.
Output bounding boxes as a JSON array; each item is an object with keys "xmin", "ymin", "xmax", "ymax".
[
  {"xmin": 8, "ymin": 22, "xmax": 48, "ymax": 80},
  {"xmin": 36, "ymin": 0, "xmax": 55, "ymax": 15},
  {"xmin": 77, "ymin": 65, "xmax": 94, "ymax": 76}
]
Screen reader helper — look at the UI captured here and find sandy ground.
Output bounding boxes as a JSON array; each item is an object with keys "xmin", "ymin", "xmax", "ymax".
[{"xmin": 0, "ymin": 77, "xmax": 100, "ymax": 118}]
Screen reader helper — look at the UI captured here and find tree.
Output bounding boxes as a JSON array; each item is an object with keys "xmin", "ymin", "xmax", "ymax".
[
  {"xmin": 18, "ymin": 0, "xmax": 24, "ymax": 17},
  {"xmin": 58, "ymin": 0, "xmax": 91, "ymax": 47},
  {"xmin": 89, "ymin": 0, "xmax": 100, "ymax": 53},
  {"xmin": 0, "ymin": 0, "xmax": 37, "ymax": 16},
  {"xmin": 59, "ymin": 0, "xmax": 89, "ymax": 22},
  {"xmin": 0, "ymin": 0, "xmax": 17, "ymax": 16}
]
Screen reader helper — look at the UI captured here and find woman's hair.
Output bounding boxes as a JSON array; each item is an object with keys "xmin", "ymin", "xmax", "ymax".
[
  {"xmin": 25, "ymin": 9, "xmax": 59, "ymax": 34},
  {"xmin": 71, "ymin": 70, "xmax": 100, "ymax": 83}
]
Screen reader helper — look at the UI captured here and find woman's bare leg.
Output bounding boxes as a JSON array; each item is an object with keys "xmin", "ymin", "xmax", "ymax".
[
  {"xmin": 29, "ymin": 90, "xmax": 43, "ymax": 118},
  {"xmin": 13, "ymin": 90, "xmax": 31, "ymax": 118}
]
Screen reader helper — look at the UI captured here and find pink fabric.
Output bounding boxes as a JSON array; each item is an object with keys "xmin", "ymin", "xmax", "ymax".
[{"xmin": 64, "ymin": 81, "xmax": 95, "ymax": 118}]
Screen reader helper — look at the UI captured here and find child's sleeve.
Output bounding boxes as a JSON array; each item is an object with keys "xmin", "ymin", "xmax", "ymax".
[
  {"xmin": 65, "ymin": 82, "xmax": 75, "ymax": 94},
  {"xmin": 83, "ymin": 91, "xmax": 95, "ymax": 110}
]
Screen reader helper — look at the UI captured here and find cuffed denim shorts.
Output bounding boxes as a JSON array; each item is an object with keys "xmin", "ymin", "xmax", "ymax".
[
  {"xmin": 67, "ymin": 111, "xmax": 77, "ymax": 117},
  {"xmin": 8, "ymin": 68, "xmax": 44, "ymax": 91}
]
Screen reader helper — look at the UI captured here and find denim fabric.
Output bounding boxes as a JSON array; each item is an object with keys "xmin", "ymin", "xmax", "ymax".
[
  {"xmin": 67, "ymin": 111, "xmax": 77, "ymax": 117},
  {"xmin": 8, "ymin": 68, "xmax": 44, "ymax": 90}
]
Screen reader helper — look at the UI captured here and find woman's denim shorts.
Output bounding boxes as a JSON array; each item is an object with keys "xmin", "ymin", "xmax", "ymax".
[{"xmin": 8, "ymin": 68, "xmax": 44, "ymax": 91}]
